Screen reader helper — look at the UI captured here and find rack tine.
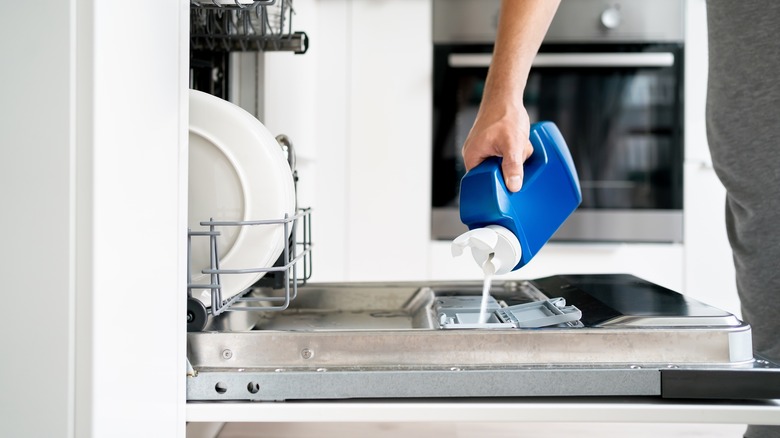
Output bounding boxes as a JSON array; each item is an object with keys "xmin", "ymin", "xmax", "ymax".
[
  {"xmin": 187, "ymin": 229, "xmax": 193, "ymax": 298},
  {"xmin": 210, "ymin": 219, "xmax": 226, "ymax": 314}
]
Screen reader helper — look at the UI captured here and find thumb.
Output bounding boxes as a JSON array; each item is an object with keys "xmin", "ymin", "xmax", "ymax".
[{"xmin": 502, "ymin": 154, "xmax": 524, "ymax": 192}]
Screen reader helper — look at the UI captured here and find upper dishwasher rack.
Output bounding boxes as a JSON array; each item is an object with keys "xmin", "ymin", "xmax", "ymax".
[{"xmin": 190, "ymin": 0, "xmax": 308, "ymax": 53}]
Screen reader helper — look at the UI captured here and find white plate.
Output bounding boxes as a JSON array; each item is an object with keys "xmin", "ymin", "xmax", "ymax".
[{"xmin": 188, "ymin": 89, "xmax": 295, "ymax": 307}]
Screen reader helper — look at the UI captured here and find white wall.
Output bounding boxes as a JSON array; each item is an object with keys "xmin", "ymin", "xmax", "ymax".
[{"xmin": 0, "ymin": 0, "xmax": 187, "ymax": 436}]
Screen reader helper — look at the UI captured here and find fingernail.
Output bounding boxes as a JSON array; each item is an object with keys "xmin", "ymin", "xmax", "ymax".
[{"xmin": 507, "ymin": 176, "xmax": 522, "ymax": 192}]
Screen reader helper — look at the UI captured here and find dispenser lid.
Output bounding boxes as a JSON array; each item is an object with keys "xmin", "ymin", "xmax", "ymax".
[{"xmin": 438, "ymin": 297, "xmax": 583, "ymax": 329}]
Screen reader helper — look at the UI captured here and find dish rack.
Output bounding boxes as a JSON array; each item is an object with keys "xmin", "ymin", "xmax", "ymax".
[
  {"xmin": 190, "ymin": 0, "xmax": 308, "ymax": 53},
  {"xmin": 186, "ymin": 207, "xmax": 312, "ymax": 332}
]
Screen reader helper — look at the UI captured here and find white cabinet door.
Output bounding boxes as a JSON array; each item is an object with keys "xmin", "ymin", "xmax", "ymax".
[
  {"xmin": 303, "ymin": 0, "xmax": 433, "ymax": 282},
  {"xmin": 346, "ymin": 0, "xmax": 434, "ymax": 281},
  {"xmin": 682, "ymin": 162, "xmax": 740, "ymax": 316},
  {"xmin": 684, "ymin": 0, "xmax": 710, "ymax": 164},
  {"xmin": 1, "ymin": 0, "xmax": 188, "ymax": 436}
]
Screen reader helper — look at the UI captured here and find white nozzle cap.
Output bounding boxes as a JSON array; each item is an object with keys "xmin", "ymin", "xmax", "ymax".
[{"xmin": 451, "ymin": 225, "xmax": 523, "ymax": 275}]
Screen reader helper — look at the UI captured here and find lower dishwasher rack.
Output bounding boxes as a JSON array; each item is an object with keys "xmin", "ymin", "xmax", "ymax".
[{"xmin": 187, "ymin": 207, "xmax": 312, "ymax": 332}]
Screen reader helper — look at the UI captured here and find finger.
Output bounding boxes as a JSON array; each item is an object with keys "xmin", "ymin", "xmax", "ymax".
[
  {"xmin": 503, "ymin": 138, "xmax": 535, "ymax": 192},
  {"xmin": 462, "ymin": 151, "xmax": 481, "ymax": 172},
  {"xmin": 462, "ymin": 144, "xmax": 494, "ymax": 171},
  {"xmin": 502, "ymin": 152, "xmax": 524, "ymax": 192}
]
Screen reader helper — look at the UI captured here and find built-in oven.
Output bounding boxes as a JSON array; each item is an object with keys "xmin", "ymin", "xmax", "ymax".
[{"xmin": 431, "ymin": 0, "xmax": 685, "ymax": 243}]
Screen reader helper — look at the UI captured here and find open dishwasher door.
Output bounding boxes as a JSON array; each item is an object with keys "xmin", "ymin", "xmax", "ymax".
[{"xmin": 186, "ymin": 274, "xmax": 780, "ymax": 402}]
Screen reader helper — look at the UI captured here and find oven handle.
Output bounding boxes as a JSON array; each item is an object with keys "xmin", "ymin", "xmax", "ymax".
[{"xmin": 448, "ymin": 52, "xmax": 675, "ymax": 68}]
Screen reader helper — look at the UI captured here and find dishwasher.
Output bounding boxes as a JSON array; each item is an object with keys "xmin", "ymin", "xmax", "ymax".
[{"xmin": 185, "ymin": 209, "xmax": 780, "ymax": 403}]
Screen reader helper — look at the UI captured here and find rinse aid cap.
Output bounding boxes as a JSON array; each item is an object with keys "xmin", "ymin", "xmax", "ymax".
[{"xmin": 451, "ymin": 225, "xmax": 522, "ymax": 275}]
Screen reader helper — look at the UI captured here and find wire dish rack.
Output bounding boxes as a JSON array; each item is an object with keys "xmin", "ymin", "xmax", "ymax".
[
  {"xmin": 186, "ymin": 207, "xmax": 312, "ymax": 332},
  {"xmin": 190, "ymin": 0, "xmax": 308, "ymax": 53}
]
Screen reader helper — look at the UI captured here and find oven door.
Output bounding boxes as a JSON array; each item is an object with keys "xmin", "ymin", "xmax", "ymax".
[{"xmin": 432, "ymin": 44, "xmax": 684, "ymax": 243}]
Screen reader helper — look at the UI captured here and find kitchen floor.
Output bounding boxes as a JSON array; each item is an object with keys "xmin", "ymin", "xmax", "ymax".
[{"xmin": 216, "ymin": 422, "xmax": 747, "ymax": 437}]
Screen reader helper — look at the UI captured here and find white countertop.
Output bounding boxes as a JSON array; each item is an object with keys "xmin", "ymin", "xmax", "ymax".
[{"xmin": 187, "ymin": 398, "xmax": 780, "ymax": 425}]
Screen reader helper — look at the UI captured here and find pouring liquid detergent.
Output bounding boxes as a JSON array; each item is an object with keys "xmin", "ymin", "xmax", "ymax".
[
  {"xmin": 452, "ymin": 121, "xmax": 582, "ymax": 324},
  {"xmin": 479, "ymin": 262, "xmax": 494, "ymax": 324}
]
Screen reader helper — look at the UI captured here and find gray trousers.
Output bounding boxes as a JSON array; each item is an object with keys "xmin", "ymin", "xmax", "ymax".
[{"xmin": 706, "ymin": 1, "xmax": 780, "ymax": 437}]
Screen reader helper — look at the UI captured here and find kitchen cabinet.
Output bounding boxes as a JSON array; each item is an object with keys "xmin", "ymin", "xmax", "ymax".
[
  {"xmin": 310, "ymin": 0, "xmax": 433, "ymax": 282},
  {"xmin": 346, "ymin": 0, "xmax": 433, "ymax": 280},
  {"xmin": 1, "ymin": 0, "xmax": 188, "ymax": 436},
  {"xmin": 683, "ymin": 163, "xmax": 738, "ymax": 316}
]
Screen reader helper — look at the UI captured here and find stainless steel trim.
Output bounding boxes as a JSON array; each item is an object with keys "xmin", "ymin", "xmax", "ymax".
[
  {"xmin": 431, "ymin": 208, "xmax": 684, "ymax": 243},
  {"xmin": 599, "ymin": 315, "xmax": 743, "ymax": 328},
  {"xmin": 188, "ymin": 327, "xmax": 753, "ymax": 369},
  {"xmin": 555, "ymin": 210, "xmax": 684, "ymax": 242},
  {"xmin": 187, "ymin": 368, "xmax": 661, "ymax": 401},
  {"xmin": 448, "ymin": 53, "xmax": 676, "ymax": 69},
  {"xmin": 433, "ymin": 0, "xmax": 685, "ymax": 44}
]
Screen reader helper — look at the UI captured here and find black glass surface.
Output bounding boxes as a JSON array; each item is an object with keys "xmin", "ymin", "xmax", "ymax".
[
  {"xmin": 432, "ymin": 43, "xmax": 684, "ymax": 211},
  {"xmin": 530, "ymin": 274, "xmax": 729, "ymax": 327}
]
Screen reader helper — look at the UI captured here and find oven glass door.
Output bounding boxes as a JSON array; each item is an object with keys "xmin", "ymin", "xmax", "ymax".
[{"xmin": 432, "ymin": 44, "xmax": 684, "ymax": 242}]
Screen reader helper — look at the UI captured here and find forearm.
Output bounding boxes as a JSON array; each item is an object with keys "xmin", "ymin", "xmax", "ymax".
[
  {"xmin": 481, "ymin": 0, "xmax": 561, "ymax": 111},
  {"xmin": 462, "ymin": 0, "xmax": 560, "ymax": 191}
]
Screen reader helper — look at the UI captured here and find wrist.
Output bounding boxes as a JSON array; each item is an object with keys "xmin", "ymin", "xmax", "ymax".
[{"xmin": 475, "ymin": 100, "xmax": 525, "ymax": 125}]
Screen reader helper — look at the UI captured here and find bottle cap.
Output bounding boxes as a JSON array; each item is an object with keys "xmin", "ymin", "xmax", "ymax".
[{"xmin": 451, "ymin": 225, "xmax": 522, "ymax": 275}]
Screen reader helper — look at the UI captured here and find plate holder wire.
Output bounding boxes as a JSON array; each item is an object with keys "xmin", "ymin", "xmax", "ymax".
[{"xmin": 187, "ymin": 207, "xmax": 312, "ymax": 317}]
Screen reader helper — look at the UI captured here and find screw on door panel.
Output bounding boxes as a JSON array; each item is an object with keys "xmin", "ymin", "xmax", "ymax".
[
  {"xmin": 301, "ymin": 348, "xmax": 314, "ymax": 359},
  {"xmin": 221, "ymin": 349, "xmax": 233, "ymax": 359}
]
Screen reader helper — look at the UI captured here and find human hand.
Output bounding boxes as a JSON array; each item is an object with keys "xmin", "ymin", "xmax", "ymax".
[{"xmin": 461, "ymin": 104, "xmax": 534, "ymax": 192}]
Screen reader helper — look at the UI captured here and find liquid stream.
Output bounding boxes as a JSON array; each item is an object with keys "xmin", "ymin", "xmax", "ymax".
[{"xmin": 478, "ymin": 269, "xmax": 494, "ymax": 324}]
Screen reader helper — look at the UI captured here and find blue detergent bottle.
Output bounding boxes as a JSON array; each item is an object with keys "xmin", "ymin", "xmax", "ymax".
[{"xmin": 452, "ymin": 121, "xmax": 582, "ymax": 274}]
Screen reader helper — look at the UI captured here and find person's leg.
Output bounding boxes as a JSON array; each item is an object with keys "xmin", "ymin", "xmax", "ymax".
[{"xmin": 706, "ymin": 1, "xmax": 780, "ymax": 437}]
